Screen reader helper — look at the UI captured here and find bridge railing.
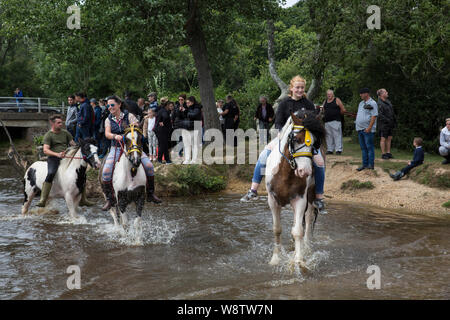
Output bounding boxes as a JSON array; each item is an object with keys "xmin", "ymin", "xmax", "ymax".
[{"xmin": 0, "ymin": 97, "xmax": 66, "ymax": 114}]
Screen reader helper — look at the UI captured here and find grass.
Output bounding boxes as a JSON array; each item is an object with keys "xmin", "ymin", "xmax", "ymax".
[
  {"xmin": 341, "ymin": 179, "xmax": 375, "ymax": 191},
  {"xmin": 442, "ymin": 201, "xmax": 450, "ymax": 208}
]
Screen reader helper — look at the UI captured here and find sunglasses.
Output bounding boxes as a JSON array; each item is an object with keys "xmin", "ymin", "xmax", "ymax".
[{"xmin": 107, "ymin": 103, "xmax": 116, "ymax": 108}]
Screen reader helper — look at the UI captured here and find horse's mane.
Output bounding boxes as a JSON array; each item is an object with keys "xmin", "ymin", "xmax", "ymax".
[{"xmin": 302, "ymin": 111, "xmax": 326, "ymax": 144}]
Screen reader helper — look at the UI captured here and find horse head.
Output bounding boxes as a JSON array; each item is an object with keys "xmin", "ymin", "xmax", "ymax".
[
  {"xmin": 286, "ymin": 111, "xmax": 317, "ymax": 178},
  {"xmin": 123, "ymin": 125, "xmax": 144, "ymax": 172},
  {"xmin": 78, "ymin": 138, "xmax": 101, "ymax": 169}
]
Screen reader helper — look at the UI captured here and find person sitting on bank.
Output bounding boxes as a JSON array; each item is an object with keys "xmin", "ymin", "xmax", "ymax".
[
  {"xmin": 390, "ymin": 137, "xmax": 424, "ymax": 181},
  {"xmin": 439, "ymin": 118, "xmax": 450, "ymax": 164},
  {"xmin": 37, "ymin": 115, "xmax": 94, "ymax": 207}
]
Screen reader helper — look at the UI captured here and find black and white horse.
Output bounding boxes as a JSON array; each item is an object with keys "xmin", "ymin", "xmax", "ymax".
[
  {"xmin": 105, "ymin": 125, "xmax": 146, "ymax": 231},
  {"xmin": 22, "ymin": 139, "xmax": 100, "ymax": 218}
]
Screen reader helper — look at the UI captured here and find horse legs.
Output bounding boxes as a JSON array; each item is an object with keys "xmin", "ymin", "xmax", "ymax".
[
  {"xmin": 291, "ymin": 195, "xmax": 307, "ymax": 264},
  {"xmin": 22, "ymin": 191, "xmax": 35, "ymax": 215},
  {"xmin": 110, "ymin": 207, "xmax": 120, "ymax": 227},
  {"xmin": 65, "ymin": 192, "xmax": 80, "ymax": 219},
  {"xmin": 133, "ymin": 190, "xmax": 145, "ymax": 242},
  {"xmin": 303, "ymin": 201, "xmax": 315, "ymax": 254},
  {"xmin": 268, "ymin": 192, "xmax": 282, "ymax": 266}
]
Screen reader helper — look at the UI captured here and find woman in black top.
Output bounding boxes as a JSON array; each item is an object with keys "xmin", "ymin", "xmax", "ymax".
[
  {"xmin": 155, "ymin": 101, "xmax": 174, "ymax": 164},
  {"xmin": 241, "ymin": 76, "xmax": 327, "ymax": 214},
  {"xmin": 178, "ymin": 96, "xmax": 203, "ymax": 164}
]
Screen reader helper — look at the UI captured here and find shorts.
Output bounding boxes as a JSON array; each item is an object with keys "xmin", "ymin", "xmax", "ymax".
[{"xmin": 379, "ymin": 126, "xmax": 393, "ymax": 138}]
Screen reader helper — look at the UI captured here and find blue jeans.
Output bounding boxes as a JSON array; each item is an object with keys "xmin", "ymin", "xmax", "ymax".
[
  {"xmin": 251, "ymin": 148, "xmax": 325, "ymax": 195},
  {"xmin": 358, "ymin": 130, "xmax": 375, "ymax": 167}
]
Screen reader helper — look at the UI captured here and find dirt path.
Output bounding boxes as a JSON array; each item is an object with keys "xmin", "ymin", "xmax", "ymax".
[{"xmin": 226, "ymin": 155, "xmax": 450, "ymax": 215}]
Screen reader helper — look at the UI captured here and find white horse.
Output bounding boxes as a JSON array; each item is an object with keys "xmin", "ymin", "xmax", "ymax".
[
  {"xmin": 265, "ymin": 111, "xmax": 324, "ymax": 266},
  {"xmin": 22, "ymin": 139, "xmax": 100, "ymax": 218},
  {"xmin": 105, "ymin": 125, "xmax": 146, "ymax": 231}
]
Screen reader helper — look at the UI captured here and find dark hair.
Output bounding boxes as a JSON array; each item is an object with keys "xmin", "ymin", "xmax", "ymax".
[
  {"xmin": 68, "ymin": 95, "xmax": 75, "ymax": 99},
  {"xmin": 49, "ymin": 114, "xmax": 63, "ymax": 122},
  {"xmin": 106, "ymin": 95, "xmax": 124, "ymax": 110},
  {"xmin": 187, "ymin": 96, "xmax": 197, "ymax": 104},
  {"xmin": 414, "ymin": 137, "xmax": 423, "ymax": 146},
  {"xmin": 75, "ymin": 92, "xmax": 86, "ymax": 98},
  {"xmin": 178, "ymin": 94, "xmax": 187, "ymax": 100}
]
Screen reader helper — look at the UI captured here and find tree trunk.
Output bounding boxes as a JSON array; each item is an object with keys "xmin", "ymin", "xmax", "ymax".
[
  {"xmin": 306, "ymin": 33, "xmax": 325, "ymax": 102},
  {"xmin": 267, "ymin": 20, "xmax": 289, "ymax": 111},
  {"xmin": 185, "ymin": 1, "xmax": 219, "ymax": 130}
]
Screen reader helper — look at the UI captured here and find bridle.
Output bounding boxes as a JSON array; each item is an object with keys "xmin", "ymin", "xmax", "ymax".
[
  {"xmin": 280, "ymin": 124, "xmax": 314, "ymax": 170},
  {"xmin": 124, "ymin": 125, "xmax": 143, "ymax": 157}
]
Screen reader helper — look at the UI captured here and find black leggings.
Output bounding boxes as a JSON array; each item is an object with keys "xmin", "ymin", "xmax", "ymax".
[
  {"xmin": 156, "ymin": 131, "xmax": 170, "ymax": 162},
  {"xmin": 45, "ymin": 156, "xmax": 61, "ymax": 183}
]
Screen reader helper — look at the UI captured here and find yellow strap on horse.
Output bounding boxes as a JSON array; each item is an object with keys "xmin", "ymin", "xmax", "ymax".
[
  {"xmin": 292, "ymin": 125, "xmax": 304, "ymax": 131},
  {"xmin": 126, "ymin": 125, "xmax": 142, "ymax": 155},
  {"xmin": 292, "ymin": 151, "xmax": 313, "ymax": 158},
  {"xmin": 304, "ymin": 129, "xmax": 312, "ymax": 146}
]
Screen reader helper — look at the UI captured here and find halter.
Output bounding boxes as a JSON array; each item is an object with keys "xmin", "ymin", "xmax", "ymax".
[
  {"xmin": 124, "ymin": 125, "xmax": 143, "ymax": 156},
  {"xmin": 280, "ymin": 124, "xmax": 314, "ymax": 170}
]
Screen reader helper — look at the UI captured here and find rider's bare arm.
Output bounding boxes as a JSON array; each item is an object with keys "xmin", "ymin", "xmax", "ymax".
[{"xmin": 43, "ymin": 144, "xmax": 65, "ymax": 158}]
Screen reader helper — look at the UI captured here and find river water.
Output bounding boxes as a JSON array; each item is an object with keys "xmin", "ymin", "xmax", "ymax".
[{"xmin": 0, "ymin": 165, "xmax": 449, "ymax": 299}]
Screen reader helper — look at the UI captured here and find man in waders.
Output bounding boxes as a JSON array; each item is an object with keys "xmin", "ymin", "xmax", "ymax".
[{"xmin": 36, "ymin": 115, "xmax": 94, "ymax": 207}]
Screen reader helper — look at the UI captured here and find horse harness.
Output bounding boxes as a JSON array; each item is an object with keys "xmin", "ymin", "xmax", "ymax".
[{"xmin": 280, "ymin": 124, "xmax": 314, "ymax": 170}]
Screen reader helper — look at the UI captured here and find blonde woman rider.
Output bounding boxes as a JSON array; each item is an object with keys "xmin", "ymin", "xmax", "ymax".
[{"xmin": 240, "ymin": 76, "xmax": 327, "ymax": 214}]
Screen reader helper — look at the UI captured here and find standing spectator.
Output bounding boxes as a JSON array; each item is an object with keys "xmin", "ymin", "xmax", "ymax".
[
  {"xmin": 355, "ymin": 88, "xmax": 378, "ymax": 171},
  {"xmin": 178, "ymin": 96, "xmax": 202, "ymax": 164},
  {"xmin": 377, "ymin": 88, "xmax": 396, "ymax": 159},
  {"xmin": 124, "ymin": 92, "xmax": 143, "ymax": 121},
  {"xmin": 14, "ymin": 88, "xmax": 24, "ymax": 112},
  {"xmin": 322, "ymin": 89, "xmax": 346, "ymax": 155},
  {"xmin": 254, "ymin": 95, "xmax": 274, "ymax": 145},
  {"xmin": 137, "ymin": 98, "xmax": 146, "ymax": 125},
  {"xmin": 143, "ymin": 109, "xmax": 158, "ymax": 161},
  {"xmin": 221, "ymin": 95, "xmax": 239, "ymax": 146},
  {"xmin": 92, "ymin": 98, "xmax": 102, "ymax": 143},
  {"xmin": 216, "ymin": 99, "xmax": 225, "ymax": 135},
  {"xmin": 173, "ymin": 94, "xmax": 187, "ymax": 158},
  {"xmin": 155, "ymin": 101, "xmax": 174, "ymax": 164},
  {"xmin": 65, "ymin": 95, "xmax": 78, "ymax": 137},
  {"xmin": 75, "ymin": 92, "xmax": 93, "ymax": 141},
  {"xmin": 147, "ymin": 92, "xmax": 158, "ymax": 113},
  {"xmin": 98, "ymin": 99, "xmax": 110, "ymax": 158},
  {"xmin": 390, "ymin": 137, "xmax": 424, "ymax": 180},
  {"xmin": 439, "ymin": 118, "xmax": 450, "ymax": 164}
]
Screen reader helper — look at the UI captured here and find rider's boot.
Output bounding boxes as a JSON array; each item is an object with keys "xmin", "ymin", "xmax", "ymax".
[
  {"xmin": 101, "ymin": 182, "xmax": 116, "ymax": 211},
  {"xmin": 313, "ymin": 198, "xmax": 327, "ymax": 215},
  {"xmin": 146, "ymin": 176, "xmax": 162, "ymax": 203},
  {"xmin": 36, "ymin": 182, "xmax": 52, "ymax": 207},
  {"xmin": 79, "ymin": 188, "xmax": 95, "ymax": 207}
]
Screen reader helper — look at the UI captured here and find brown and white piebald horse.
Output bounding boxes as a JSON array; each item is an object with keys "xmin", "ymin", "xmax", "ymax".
[{"xmin": 265, "ymin": 111, "xmax": 325, "ymax": 266}]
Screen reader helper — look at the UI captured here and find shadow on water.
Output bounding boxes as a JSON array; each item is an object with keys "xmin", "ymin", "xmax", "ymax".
[{"xmin": 0, "ymin": 166, "xmax": 449, "ymax": 299}]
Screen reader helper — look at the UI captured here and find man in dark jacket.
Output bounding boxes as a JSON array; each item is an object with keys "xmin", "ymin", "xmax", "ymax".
[
  {"xmin": 124, "ymin": 92, "xmax": 143, "ymax": 121},
  {"xmin": 155, "ymin": 101, "xmax": 174, "ymax": 164},
  {"xmin": 377, "ymin": 88, "xmax": 396, "ymax": 159},
  {"xmin": 390, "ymin": 137, "xmax": 424, "ymax": 180},
  {"xmin": 75, "ymin": 92, "xmax": 93, "ymax": 141},
  {"xmin": 254, "ymin": 95, "xmax": 274, "ymax": 144}
]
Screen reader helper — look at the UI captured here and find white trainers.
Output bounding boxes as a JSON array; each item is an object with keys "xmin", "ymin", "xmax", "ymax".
[{"xmin": 240, "ymin": 189, "xmax": 258, "ymax": 202}]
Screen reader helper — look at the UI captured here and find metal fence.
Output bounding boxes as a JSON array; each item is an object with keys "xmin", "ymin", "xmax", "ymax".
[{"xmin": 0, "ymin": 97, "xmax": 66, "ymax": 114}]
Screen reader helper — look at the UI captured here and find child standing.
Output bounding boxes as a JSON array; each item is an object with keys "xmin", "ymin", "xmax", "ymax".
[
  {"xmin": 390, "ymin": 137, "xmax": 424, "ymax": 181},
  {"xmin": 143, "ymin": 109, "xmax": 158, "ymax": 161}
]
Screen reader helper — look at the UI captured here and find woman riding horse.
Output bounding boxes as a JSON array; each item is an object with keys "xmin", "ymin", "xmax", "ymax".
[
  {"xmin": 240, "ymin": 75, "xmax": 327, "ymax": 214},
  {"xmin": 100, "ymin": 95, "xmax": 162, "ymax": 211}
]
